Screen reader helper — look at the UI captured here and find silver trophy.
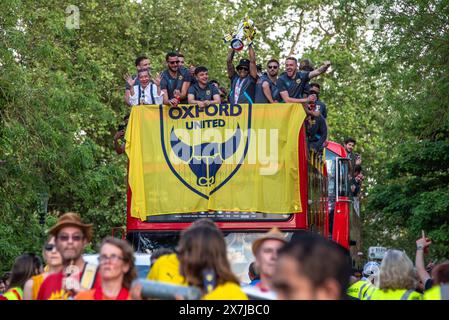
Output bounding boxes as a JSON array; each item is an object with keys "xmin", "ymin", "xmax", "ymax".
[{"xmin": 224, "ymin": 17, "xmax": 256, "ymax": 51}]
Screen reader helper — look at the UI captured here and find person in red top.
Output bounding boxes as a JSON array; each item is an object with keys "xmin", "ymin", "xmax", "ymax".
[
  {"xmin": 251, "ymin": 227, "xmax": 287, "ymax": 293},
  {"xmin": 37, "ymin": 212, "xmax": 101, "ymax": 300},
  {"xmin": 75, "ymin": 237, "xmax": 137, "ymax": 300}
]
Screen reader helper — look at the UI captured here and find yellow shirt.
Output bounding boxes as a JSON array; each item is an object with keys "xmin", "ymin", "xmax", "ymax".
[
  {"xmin": 147, "ymin": 253, "xmax": 186, "ymax": 285},
  {"xmin": 202, "ymin": 282, "xmax": 248, "ymax": 300}
]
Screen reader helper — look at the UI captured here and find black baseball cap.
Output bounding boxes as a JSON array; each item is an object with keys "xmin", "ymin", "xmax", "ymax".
[{"xmin": 236, "ymin": 59, "xmax": 250, "ymax": 70}]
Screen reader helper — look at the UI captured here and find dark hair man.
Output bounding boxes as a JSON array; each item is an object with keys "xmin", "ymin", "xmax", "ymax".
[
  {"xmin": 187, "ymin": 66, "xmax": 221, "ymax": 107},
  {"xmin": 309, "ymin": 83, "xmax": 327, "ymax": 119},
  {"xmin": 161, "ymin": 52, "xmax": 191, "ymax": 107},
  {"xmin": 226, "ymin": 44, "xmax": 258, "ymax": 105},
  {"xmin": 277, "ymin": 57, "xmax": 330, "ymax": 110},
  {"xmin": 177, "ymin": 53, "xmax": 196, "ymax": 85},
  {"xmin": 344, "ymin": 138, "xmax": 356, "ymax": 155},
  {"xmin": 273, "ymin": 232, "xmax": 351, "ymax": 300},
  {"xmin": 344, "ymin": 137, "xmax": 361, "ymax": 169},
  {"xmin": 255, "ymin": 59, "xmax": 281, "ymax": 103},
  {"xmin": 124, "ymin": 55, "xmax": 150, "ymax": 106},
  {"xmin": 306, "ymin": 110, "xmax": 328, "ymax": 153}
]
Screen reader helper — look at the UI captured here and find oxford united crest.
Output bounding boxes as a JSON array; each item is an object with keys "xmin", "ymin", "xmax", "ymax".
[{"xmin": 160, "ymin": 103, "xmax": 251, "ymax": 199}]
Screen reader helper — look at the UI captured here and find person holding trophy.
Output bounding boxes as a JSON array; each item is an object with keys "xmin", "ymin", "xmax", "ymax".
[{"xmin": 225, "ymin": 17, "xmax": 258, "ymax": 105}]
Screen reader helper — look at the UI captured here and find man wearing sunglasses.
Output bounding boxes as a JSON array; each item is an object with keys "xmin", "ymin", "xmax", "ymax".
[
  {"xmin": 37, "ymin": 212, "xmax": 101, "ymax": 300},
  {"xmin": 226, "ymin": 44, "xmax": 258, "ymax": 105},
  {"xmin": 161, "ymin": 52, "xmax": 191, "ymax": 107},
  {"xmin": 255, "ymin": 59, "xmax": 281, "ymax": 103}
]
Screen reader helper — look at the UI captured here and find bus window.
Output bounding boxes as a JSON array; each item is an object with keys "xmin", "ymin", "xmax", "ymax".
[
  {"xmin": 326, "ymin": 159, "xmax": 336, "ymax": 198},
  {"xmin": 337, "ymin": 158, "xmax": 350, "ymax": 197}
]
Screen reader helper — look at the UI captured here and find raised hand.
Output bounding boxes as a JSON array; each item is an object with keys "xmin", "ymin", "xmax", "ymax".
[
  {"xmin": 124, "ymin": 73, "xmax": 136, "ymax": 88},
  {"xmin": 153, "ymin": 72, "xmax": 162, "ymax": 87}
]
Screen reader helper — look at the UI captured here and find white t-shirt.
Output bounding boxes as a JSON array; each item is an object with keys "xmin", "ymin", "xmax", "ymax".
[{"xmin": 129, "ymin": 83, "xmax": 164, "ymax": 106}]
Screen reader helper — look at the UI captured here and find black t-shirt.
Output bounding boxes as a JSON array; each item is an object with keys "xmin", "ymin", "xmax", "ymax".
[
  {"xmin": 229, "ymin": 74, "xmax": 256, "ymax": 104},
  {"xmin": 160, "ymin": 69, "xmax": 189, "ymax": 100},
  {"xmin": 188, "ymin": 83, "xmax": 219, "ymax": 101},
  {"xmin": 255, "ymin": 75, "xmax": 280, "ymax": 103},
  {"xmin": 277, "ymin": 71, "xmax": 310, "ymax": 100},
  {"xmin": 315, "ymin": 100, "xmax": 327, "ymax": 119}
]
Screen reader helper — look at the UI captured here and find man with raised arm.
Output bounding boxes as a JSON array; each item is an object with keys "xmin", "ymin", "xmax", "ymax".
[
  {"xmin": 227, "ymin": 44, "xmax": 258, "ymax": 105},
  {"xmin": 277, "ymin": 57, "xmax": 330, "ymax": 114}
]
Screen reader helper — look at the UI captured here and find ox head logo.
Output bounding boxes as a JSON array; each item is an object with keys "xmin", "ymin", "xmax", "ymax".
[{"xmin": 170, "ymin": 125, "xmax": 241, "ymax": 187}]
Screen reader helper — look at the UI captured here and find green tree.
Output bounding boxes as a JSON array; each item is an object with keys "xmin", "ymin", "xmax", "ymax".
[{"xmin": 364, "ymin": 0, "xmax": 449, "ymax": 261}]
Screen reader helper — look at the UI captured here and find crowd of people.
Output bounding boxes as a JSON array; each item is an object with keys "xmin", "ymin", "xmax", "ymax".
[
  {"xmin": 1, "ymin": 211, "xmax": 448, "ymax": 300},
  {"xmin": 114, "ymin": 45, "xmax": 331, "ymax": 156}
]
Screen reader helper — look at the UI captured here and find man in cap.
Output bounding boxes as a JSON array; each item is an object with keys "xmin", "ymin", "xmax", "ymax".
[
  {"xmin": 251, "ymin": 227, "xmax": 287, "ymax": 293},
  {"xmin": 37, "ymin": 212, "xmax": 101, "ymax": 300},
  {"xmin": 226, "ymin": 44, "xmax": 258, "ymax": 105}
]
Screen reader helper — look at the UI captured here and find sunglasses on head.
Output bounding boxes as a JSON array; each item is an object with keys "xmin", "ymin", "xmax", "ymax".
[
  {"xmin": 268, "ymin": 65, "xmax": 278, "ymax": 69},
  {"xmin": 44, "ymin": 244, "xmax": 56, "ymax": 251}
]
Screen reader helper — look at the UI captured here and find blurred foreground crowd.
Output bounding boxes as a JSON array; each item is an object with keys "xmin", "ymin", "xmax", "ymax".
[{"xmin": 1, "ymin": 212, "xmax": 447, "ymax": 300}]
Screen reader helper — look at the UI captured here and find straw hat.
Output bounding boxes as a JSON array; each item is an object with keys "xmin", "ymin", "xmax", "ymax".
[
  {"xmin": 48, "ymin": 212, "xmax": 93, "ymax": 242},
  {"xmin": 252, "ymin": 227, "xmax": 287, "ymax": 255}
]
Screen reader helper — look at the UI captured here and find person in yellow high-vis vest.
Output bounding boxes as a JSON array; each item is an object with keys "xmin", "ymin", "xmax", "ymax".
[
  {"xmin": 0, "ymin": 254, "xmax": 42, "ymax": 300},
  {"xmin": 347, "ymin": 279, "xmax": 371, "ymax": 299},
  {"xmin": 423, "ymin": 283, "xmax": 449, "ymax": 300},
  {"xmin": 347, "ymin": 261, "xmax": 379, "ymax": 300},
  {"xmin": 423, "ymin": 260, "xmax": 449, "ymax": 300},
  {"xmin": 368, "ymin": 250, "xmax": 422, "ymax": 300}
]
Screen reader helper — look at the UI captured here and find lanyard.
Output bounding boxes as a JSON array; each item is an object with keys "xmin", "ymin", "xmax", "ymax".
[{"xmin": 234, "ymin": 77, "xmax": 245, "ymax": 103}]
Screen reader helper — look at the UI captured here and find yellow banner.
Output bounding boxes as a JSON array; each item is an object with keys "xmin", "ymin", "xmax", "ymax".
[{"xmin": 125, "ymin": 103, "xmax": 306, "ymax": 221}]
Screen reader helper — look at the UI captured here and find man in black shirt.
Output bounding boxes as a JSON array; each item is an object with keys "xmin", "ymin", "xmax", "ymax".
[
  {"xmin": 187, "ymin": 66, "xmax": 220, "ymax": 107},
  {"xmin": 226, "ymin": 44, "xmax": 258, "ymax": 104},
  {"xmin": 306, "ymin": 112, "xmax": 328, "ymax": 153},
  {"xmin": 161, "ymin": 52, "xmax": 191, "ymax": 106}
]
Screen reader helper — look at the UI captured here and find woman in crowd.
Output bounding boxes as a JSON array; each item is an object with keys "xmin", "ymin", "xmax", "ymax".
[
  {"xmin": 176, "ymin": 222, "xmax": 248, "ymax": 300},
  {"xmin": 369, "ymin": 249, "xmax": 422, "ymax": 300},
  {"xmin": 23, "ymin": 236, "xmax": 63, "ymax": 300},
  {"xmin": 75, "ymin": 237, "xmax": 137, "ymax": 300},
  {"xmin": 0, "ymin": 253, "xmax": 42, "ymax": 300}
]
